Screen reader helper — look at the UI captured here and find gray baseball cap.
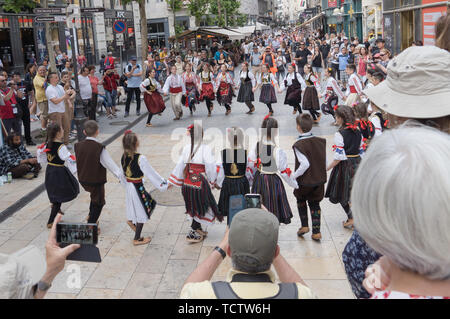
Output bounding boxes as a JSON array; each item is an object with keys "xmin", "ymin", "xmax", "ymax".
[{"xmin": 229, "ymin": 208, "xmax": 279, "ymax": 269}]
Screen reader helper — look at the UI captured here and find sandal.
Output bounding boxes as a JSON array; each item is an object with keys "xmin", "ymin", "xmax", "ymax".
[
  {"xmin": 297, "ymin": 227, "xmax": 309, "ymax": 237},
  {"xmin": 127, "ymin": 221, "xmax": 137, "ymax": 232},
  {"xmin": 133, "ymin": 237, "xmax": 151, "ymax": 246},
  {"xmin": 196, "ymin": 228, "xmax": 208, "ymax": 237},
  {"xmin": 343, "ymin": 219, "xmax": 354, "ymax": 229},
  {"xmin": 186, "ymin": 230, "xmax": 204, "ymax": 243}
]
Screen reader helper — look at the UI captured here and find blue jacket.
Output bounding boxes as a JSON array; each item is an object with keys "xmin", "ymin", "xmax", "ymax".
[{"xmin": 338, "ymin": 53, "xmax": 349, "ymax": 71}]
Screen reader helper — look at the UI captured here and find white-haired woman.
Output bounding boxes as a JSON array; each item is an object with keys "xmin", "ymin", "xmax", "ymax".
[{"xmin": 352, "ymin": 126, "xmax": 450, "ymax": 299}]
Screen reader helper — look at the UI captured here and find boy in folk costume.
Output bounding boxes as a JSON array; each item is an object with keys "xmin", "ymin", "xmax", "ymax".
[
  {"xmin": 168, "ymin": 123, "xmax": 223, "ymax": 243},
  {"xmin": 279, "ymin": 63, "xmax": 306, "ymax": 115},
  {"xmin": 121, "ymin": 130, "xmax": 168, "ymax": 245},
  {"xmin": 345, "ymin": 64, "xmax": 363, "ymax": 106},
  {"xmin": 75, "ymin": 120, "xmax": 123, "ymax": 229},
  {"xmin": 214, "ymin": 64, "xmax": 235, "ymax": 116},
  {"xmin": 292, "ymin": 114, "xmax": 327, "ymax": 241},
  {"xmin": 163, "ymin": 65, "xmax": 186, "ymax": 120},
  {"xmin": 198, "ymin": 62, "xmax": 216, "ymax": 117}
]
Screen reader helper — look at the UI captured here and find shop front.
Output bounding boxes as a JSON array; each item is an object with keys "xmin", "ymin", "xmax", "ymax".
[
  {"xmin": 0, "ymin": 14, "xmax": 37, "ymax": 73},
  {"xmin": 422, "ymin": 0, "xmax": 448, "ymax": 46},
  {"xmin": 362, "ymin": 0, "xmax": 383, "ymax": 40}
]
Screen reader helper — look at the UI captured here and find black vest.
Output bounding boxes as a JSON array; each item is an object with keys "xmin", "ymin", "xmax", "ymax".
[
  {"xmin": 222, "ymin": 149, "xmax": 247, "ymax": 177},
  {"xmin": 47, "ymin": 142, "xmax": 65, "ymax": 166},
  {"xmin": 340, "ymin": 129, "xmax": 362, "ymax": 156},
  {"xmin": 121, "ymin": 153, "xmax": 144, "ymax": 179}
]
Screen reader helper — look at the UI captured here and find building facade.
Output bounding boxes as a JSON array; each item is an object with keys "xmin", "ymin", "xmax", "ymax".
[
  {"xmin": 322, "ymin": 0, "xmax": 363, "ymax": 39},
  {"xmin": 362, "ymin": 0, "xmax": 383, "ymax": 39}
]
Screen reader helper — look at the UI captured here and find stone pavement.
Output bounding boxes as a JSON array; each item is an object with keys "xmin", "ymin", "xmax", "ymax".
[{"xmin": 0, "ymin": 87, "xmax": 356, "ymax": 299}]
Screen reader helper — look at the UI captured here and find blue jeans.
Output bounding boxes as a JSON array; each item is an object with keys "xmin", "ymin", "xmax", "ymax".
[{"xmin": 105, "ymin": 90, "xmax": 117, "ymax": 108}]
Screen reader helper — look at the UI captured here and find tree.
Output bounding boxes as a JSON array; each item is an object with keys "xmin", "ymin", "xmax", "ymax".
[
  {"xmin": 186, "ymin": 0, "xmax": 209, "ymax": 27},
  {"xmin": 122, "ymin": 0, "xmax": 148, "ymax": 64},
  {"xmin": 166, "ymin": 0, "xmax": 184, "ymax": 46},
  {"xmin": 1, "ymin": 0, "xmax": 36, "ymax": 13},
  {"xmin": 208, "ymin": 0, "xmax": 241, "ymax": 27}
]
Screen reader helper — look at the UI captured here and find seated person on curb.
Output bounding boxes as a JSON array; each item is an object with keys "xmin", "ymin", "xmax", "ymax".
[
  {"xmin": 0, "ymin": 214, "xmax": 79, "ymax": 298},
  {"xmin": 180, "ymin": 208, "xmax": 316, "ymax": 299},
  {"xmin": 0, "ymin": 132, "xmax": 41, "ymax": 179}
]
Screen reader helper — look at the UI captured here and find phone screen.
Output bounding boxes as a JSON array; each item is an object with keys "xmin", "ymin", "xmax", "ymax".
[
  {"xmin": 245, "ymin": 194, "xmax": 262, "ymax": 209},
  {"xmin": 228, "ymin": 195, "xmax": 245, "ymax": 226},
  {"xmin": 57, "ymin": 223, "xmax": 98, "ymax": 245}
]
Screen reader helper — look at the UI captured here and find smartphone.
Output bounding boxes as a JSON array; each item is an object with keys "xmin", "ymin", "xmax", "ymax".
[
  {"xmin": 56, "ymin": 223, "xmax": 98, "ymax": 245},
  {"xmin": 244, "ymin": 193, "xmax": 262, "ymax": 209},
  {"xmin": 228, "ymin": 195, "xmax": 245, "ymax": 226}
]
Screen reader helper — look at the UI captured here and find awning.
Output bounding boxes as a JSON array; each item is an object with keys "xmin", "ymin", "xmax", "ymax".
[
  {"xmin": 203, "ymin": 28, "xmax": 245, "ymax": 40},
  {"xmin": 255, "ymin": 22, "xmax": 270, "ymax": 31},
  {"xmin": 169, "ymin": 27, "xmax": 243, "ymax": 41},
  {"xmin": 300, "ymin": 12, "xmax": 325, "ymax": 28},
  {"xmin": 231, "ymin": 25, "xmax": 256, "ymax": 36}
]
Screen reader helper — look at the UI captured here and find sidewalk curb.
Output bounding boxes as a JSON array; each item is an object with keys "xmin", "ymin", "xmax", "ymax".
[{"xmin": 0, "ymin": 98, "xmax": 168, "ymax": 223}]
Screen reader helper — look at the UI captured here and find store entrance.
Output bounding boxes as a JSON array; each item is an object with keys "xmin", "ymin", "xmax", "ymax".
[
  {"xmin": 401, "ymin": 10, "xmax": 414, "ymax": 51},
  {"xmin": 0, "ymin": 29, "xmax": 12, "ymax": 72},
  {"xmin": 21, "ymin": 28, "xmax": 35, "ymax": 65}
]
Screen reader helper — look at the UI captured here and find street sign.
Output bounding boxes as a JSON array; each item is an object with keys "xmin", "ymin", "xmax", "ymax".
[
  {"xmin": 35, "ymin": 16, "xmax": 66, "ymax": 22},
  {"xmin": 113, "ymin": 20, "xmax": 127, "ymax": 34},
  {"xmin": 33, "ymin": 7, "xmax": 66, "ymax": 14},
  {"xmin": 116, "ymin": 33, "xmax": 124, "ymax": 46},
  {"xmin": 81, "ymin": 8, "xmax": 106, "ymax": 13}
]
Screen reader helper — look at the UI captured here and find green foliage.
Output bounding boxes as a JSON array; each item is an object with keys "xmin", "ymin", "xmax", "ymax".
[
  {"xmin": 174, "ymin": 24, "xmax": 184, "ymax": 35},
  {"xmin": 2, "ymin": 0, "xmax": 36, "ymax": 13},
  {"xmin": 187, "ymin": 0, "xmax": 209, "ymax": 26},
  {"xmin": 208, "ymin": 0, "xmax": 241, "ymax": 27},
  {"xmin": 166, "ymin": 0, "xmax": 184, "ymax": 12}
]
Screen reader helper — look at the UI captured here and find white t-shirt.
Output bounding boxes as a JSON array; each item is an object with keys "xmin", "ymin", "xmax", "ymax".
[
  {"xmin": 45, "ymin": 84, "xmax": 65, "ymax": 113},
  {"xmin": 78, "ymin": 74, "xmax": 92, "ymax": 100}
]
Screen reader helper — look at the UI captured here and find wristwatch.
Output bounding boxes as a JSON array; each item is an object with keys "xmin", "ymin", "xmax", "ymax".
[
  {"xmin": 37, "ymin": 280, "xmax": 52, "ymax": 292},
  {"xmin": 214, "ymin": 246, "xmax": 226, "ymax": 259}
]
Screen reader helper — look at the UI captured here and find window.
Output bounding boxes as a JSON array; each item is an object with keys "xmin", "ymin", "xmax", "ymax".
[{"xmin": 148, "ymin": 23, "xmax": 165, "ymax": 34}]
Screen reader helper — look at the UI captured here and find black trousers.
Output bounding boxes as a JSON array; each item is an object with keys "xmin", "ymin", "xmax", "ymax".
[
  {"xmin": 125, "ymin": 87, "xmax": 141, "ymax": 113},
  {"xmin": 19, "ymin": 100, "xmax": 32, "ymax": 142},
  {"xmin": 205, "ymin": 98, "xmax": 213, "ymax": 113},
  {"xmin": 89, "ymin": 93, "xmax": 98, "ymax": 121}
]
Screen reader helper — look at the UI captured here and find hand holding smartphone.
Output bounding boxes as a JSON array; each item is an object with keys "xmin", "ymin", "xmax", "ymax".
[{"xmin": 56, "ymin": 223, "xmax": 101, "ymax": 262}]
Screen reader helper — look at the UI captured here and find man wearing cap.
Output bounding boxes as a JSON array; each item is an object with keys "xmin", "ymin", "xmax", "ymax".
[
  {"xmin": 124, "ymin": 56, "xmax": 143, "ymax": 117},
  {"xmin": 371, "ymin": 38, "xmax": 385, "ymax": 56},
  {"xmin": 180, "ymin": 208, "xmax": 315, "ymax": 299},
  {"xmin": 0, "ymin": 214, "xmax": 79, "ymax": 299}
]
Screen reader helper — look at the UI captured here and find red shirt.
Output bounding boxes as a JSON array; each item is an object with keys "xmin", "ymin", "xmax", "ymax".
[
  {"xmin": 103, "ymin": 74, "xmax": 119, "ymax": 92},
  {"xmin": 0, "ymin": 88, "xmax": 16, "ymax": 120},
  {"xmin": 89, "ymin": 75, "xmax": 99, "ymax": 94}
]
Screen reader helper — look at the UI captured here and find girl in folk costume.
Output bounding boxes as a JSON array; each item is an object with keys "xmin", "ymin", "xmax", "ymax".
[
  {"xmin": 37, "ymin": 123, "xmax": 79, "ymax": 228},
  {"xmin": 325, "ymin": 105, "xmax": 365, "ymax": 229},
  {"xmin": 320, "ymin": 67, "xmax": 345, "ymax": 121},
  {"xmin": 345, "ymin": 64, "xmax": 363, "ymax": 106},
  {"xmin": 354, "ymin": 102, "xmax": 375, "ymax": 150},
  {"xmin": 302, "ymin": 64, "xmax": 322, "ymax": 123},
  {"xmin": 247, "ymin": 116, "xmax": 299, "ymax": 224},
  {"xmin": 216, "ymin": 127, "xmax": 251, "ymax": 219},
  {"xmin": 254, "ymin": 64, "xmax": 280, "ymax": 115},
  {"xmin": 236, "ymin": 62, "xmax": 256, "ymax": 114},
  {"xmin": 181, "ymin": 62, "xmax": 200, "ymax": 116},
  {"xmin": 140, "ymin": 68, "xmax": 166, "ymax": 127},
  {"xmin": 368, "ymin": 101, "xmax": 388, "ymax": 138},
  {"xmin": 168, "ymin": 123, "xmax": 223, "ymax": 243},
  {"xmin": 279, "ymin": 63, "xmax": 306, "ymax": 115},
  {"xmin": 163, "ymin": 65, "xmax": 186, "ymax": 121},
  {"xmin": 198, "ymin": 62, "xmax": 216, "ymax": 117},
  {"xmin": 214, "ymin": 64, "xmax": 235, "ymax": 116},
  {"xmin": 121, "ymin": 130, "xmax": 168, "ymax": 246}
]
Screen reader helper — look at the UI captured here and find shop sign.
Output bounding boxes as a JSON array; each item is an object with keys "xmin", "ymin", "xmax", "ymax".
[{"xmin": 328, "ymin": 0, "xmax": 338, "ymax": 8}]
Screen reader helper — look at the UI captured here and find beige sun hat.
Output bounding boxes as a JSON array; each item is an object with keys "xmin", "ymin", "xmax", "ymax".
[{"xmin": 363, "ymin": 46, "xmax": 450, "ymax": 119}]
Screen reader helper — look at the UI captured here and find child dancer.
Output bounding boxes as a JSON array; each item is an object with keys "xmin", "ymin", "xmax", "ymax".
[
  {"xmin": 214, "ymin": 64, "xmax": 234, "ymax": 116},
  {"xmin": 38, "ymin": 122, "xmax": 79, "ymax": 228},
  {"xmin": 236, "ymin": 62, "xmax": 256, "ymax": 114},
  {"xmin": 254, "ymin": 64, "xmax": 279, "ymax": 115},
  {"xmin": 247, "ymin": 116, "xmax": 298, "ymax": 224},
  {"xmin": 279, "ymin": 63, "xmax": 306, "ymax": 115},
  {"xmin": 325, "ymin": 105, "xmax": 364, "ymax": 229},
  {"xmin": 320, "ymin": 67, "xmax": 345, "ymax": 121},
  {"xmin": 121, "ymin": 130, "xmax": 168, "ymax": 245},
  {"xmin": 163, "ymin": 65, "xmax": 186, "ymax": 121},
  {"xmin": 198, "ymin": 62, "xmax": 215, "ymax": 117},
  {"xmin": 75, "ymin": 120, "xmax": 123, "ymax": 229},
  {"xmin": 182, "ymin": 62, "xmax": 200, "ymax": 116},
  {"xmin": 302, "ymin": 64, "xmax": 321, "ymax": 123},
  {"xmin": 168, "ymin": 123, "xmax": 223, "ymax": 243},
  {"xmin": 368, "ymin": 101, "xmax": 388, "ymax": 137},
  {"xmin": 140, "ymin": 68, "xmax": 166, "ymax": 127},
  {"xmin": 216, "ymin": 127, "xmax": 250, "ymax": 219},
  {"xmin": 345, "ymin": 64, "xmax": 363, "ymax": 106},
  {"xmin": 293, "ymin": 114, "xmax": 327, "ymax": 241},
  {"xmin": 354, "ymin": 102, "xmax": 375, "ymax": 149}
]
